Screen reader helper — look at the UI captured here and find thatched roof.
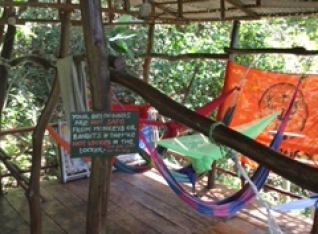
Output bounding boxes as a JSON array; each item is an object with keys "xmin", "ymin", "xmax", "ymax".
[{"xmin": 1, "ymin": 0, "xmax": 318, "ymax": 25}]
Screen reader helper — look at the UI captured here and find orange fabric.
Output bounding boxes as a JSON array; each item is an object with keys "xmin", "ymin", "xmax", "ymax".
[
  {"xmin": 218, "ymin": 62, "xmax": 318, "ymax": 166},
  {"xmin": 46, "ymin": 125, "xmax": 70, "ymax": 153}
]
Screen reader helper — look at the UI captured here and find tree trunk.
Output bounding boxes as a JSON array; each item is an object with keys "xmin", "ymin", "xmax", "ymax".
[
  {"xmin": 79, "ymin": 1, "xmax": 112, "ymax": 234},
  {"xmin": 27, "ymin": 9, "xmax": 71, "ymax": 234},
  {"xmin": 0, "ymin": 16, "xmax": 16, "ymax": 196}
]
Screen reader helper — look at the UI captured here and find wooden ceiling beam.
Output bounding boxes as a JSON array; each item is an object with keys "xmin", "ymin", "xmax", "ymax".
[
  {"xmin": 260, "ymin": 1, "xmax": 318, "ymax": 8},
  {"xmin": 0, "ymin": 18, "xmax": 189, "ymax": 25},
  {"xmin": 0, "ymin": 2, "xmax": 143, "ymax": 18},
  {"xmin": 147, "ymin": 0, "xmax": 182, "ymax": 20},
  {"xmin": 153, "ymin": 0, "xmax": 209, "ymax": 5},
  {"xmin": 225, "ymin": 0, "xmax": 259, "ymax": 18}
]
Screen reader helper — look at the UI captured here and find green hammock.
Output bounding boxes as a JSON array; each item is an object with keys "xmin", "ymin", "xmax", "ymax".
[{"xmin": 156, "ymin": 113, "xmax": 278, "ymax": 173}]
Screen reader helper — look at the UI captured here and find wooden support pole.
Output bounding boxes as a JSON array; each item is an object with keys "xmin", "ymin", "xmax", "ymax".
[
  {"xmin": 143, "ymin": 24, "xmax": 155, "ymax": 83},
  {"xmin": 0, "ymin": 9, "xmax": 7, "ymax": 44},
  {"xmin": 311, "ymin": 206, "xmax": 318, "ymax": 234},
  {"xmin": 0, "ymin": 9, "xmax": 16, "ymax": 197},
  {"xmin": 79, "ymin": 1, "xmax": 111, "ymax": 234},
  {"xmin": 206, "ymin": 20, "xmax": 241, "ymax": 190},
  {"xmin": 177, "ymin": 0, "xmax": 183, "ymax": 18},
  {"xmin": 0, "ymin": 10, "xmax": 5, "ymax": 195},
  {"xmin": 27, "ymin": 8, "xmax": 71, "ymax": 234},
  {"xmin": 220, "ymin": 0, "xmax": 225, "ymax": 19}
]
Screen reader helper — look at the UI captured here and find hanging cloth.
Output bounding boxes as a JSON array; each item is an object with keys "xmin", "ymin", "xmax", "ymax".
[{"xmin": 56, "ymin": 56, "xmax": 89, "ymax": 128}]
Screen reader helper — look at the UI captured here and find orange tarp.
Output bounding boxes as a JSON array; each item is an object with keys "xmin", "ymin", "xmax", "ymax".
[{"xmin": 218, "ymin": 62, "xmax": 318, "ymax": 166}]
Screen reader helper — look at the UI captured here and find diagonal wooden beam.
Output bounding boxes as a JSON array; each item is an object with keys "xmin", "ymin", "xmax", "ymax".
[{"xmin": 225, "ymin": 0, "xmax": 259, "ymax": 18}]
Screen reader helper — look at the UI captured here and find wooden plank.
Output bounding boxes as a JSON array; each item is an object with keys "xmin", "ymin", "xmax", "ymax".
[
  {"xmin": 62, "ymin": 180, "xmax": 89, "ymax": 202},
  {"xmin": 212, "ymin": 222, "xmax": 254, "ymax": 234},
  {"xmin": 2, "ymin": 178, "xmax": 313, "ymax": 234},
  {"xmin": 0, "ymin": 197, "xmax": 29, "ymax": 234},
  {"xmin": 39, "ymin": 187, "xmax": 86, "ymax": 234},
  {"xmin": 112, "ymin": 174, "xmax": 208, "ymax": 232},
  {"xmin": 109, "ymin": 183, "xmax": 183, "ymax": 234},
  {"xmin": 108, "ymin": 202, "xmax": 156, "ymax": 234},
  {"xmin": 43, "ymin": 181, "xmax": 131, "ymax": 234},
  {"xmin": 109, "ymin": 174, "xmax": 203, "ymax": 234},
  {"xmin": 65, "ymin": 180, "xmax": 158, "ymax": 234},
  {"xmin": 43, "ymin": 183, "xmax": 86, "ymax": 219},
  {"xmin": 5, "ymin": 189, "xmax": 66, "ymax": 234},
  {"xmin": 116, "ymin": 172, "xmax": 220, "ymax": 226}
]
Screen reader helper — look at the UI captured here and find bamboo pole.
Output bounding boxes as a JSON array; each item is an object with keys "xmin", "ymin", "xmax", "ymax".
[
  {"xmin": 140, "ymin": 52, "xmax": 229, "ymax": 61},
  {"xmin": 224, "ymin": 47, "xmax": 318, "ymax": 55},
  {"xmin": 143, "ymin": 24, "xmax": 155, "ymax": 83},
  {"xmin": 79, "ymin": 1, "xmax": 112, "ymax": 233}
]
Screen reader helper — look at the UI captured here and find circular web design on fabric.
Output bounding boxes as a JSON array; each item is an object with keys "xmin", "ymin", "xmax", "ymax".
[{"xmin": 258, "ymin": 82, "xmax": 308, "ymax": 135}]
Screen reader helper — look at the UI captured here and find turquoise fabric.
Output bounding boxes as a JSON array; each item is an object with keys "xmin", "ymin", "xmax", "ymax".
[{"xmin": 156, "ymin": 113, "xmax": 278, "ymax": 173}]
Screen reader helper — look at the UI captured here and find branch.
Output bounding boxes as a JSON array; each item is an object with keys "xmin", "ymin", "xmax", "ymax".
[
  {"xmin": 27, "ymin": 6, "xmax": 70, "ymax": 234},
  {"xmin": 224, "ymin": 47, "xmax": 318, "ymax": 55},
  {"xmin": 10, "ymin": 55, "xmax": 56, "ymax": 69},
  {"xmin": 140, "ymin": 53, "xmax": 229, "ymax": 61},
  {"xmin": 0, "ymin": 148, "xmax": 29, "ymax": 191}
]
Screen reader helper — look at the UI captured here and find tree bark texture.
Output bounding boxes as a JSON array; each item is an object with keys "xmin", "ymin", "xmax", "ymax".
[
  {"xmin": 79, "ymin": 1, "xmax": 112, "ymax": 234},
  {"xmin": 0, "ymin": 17, "xmax": 16, "ymax": 196},
  {"xmin": 27, "ymin": 10, "xmax": 71, "ymax": 234}
]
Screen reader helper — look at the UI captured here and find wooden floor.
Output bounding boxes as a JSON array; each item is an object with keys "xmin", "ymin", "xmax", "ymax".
[{"xmin": 0, "ymin": 170, "xmax": 313, "ymax": 234}]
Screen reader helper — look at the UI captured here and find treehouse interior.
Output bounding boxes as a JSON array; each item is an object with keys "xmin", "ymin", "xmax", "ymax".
[{"xmin": 1, "ymin": 1, "xmax": 318, "ymax": 234}]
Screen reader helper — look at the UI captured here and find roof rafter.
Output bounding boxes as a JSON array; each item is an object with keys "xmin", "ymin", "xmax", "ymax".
[
  {"xmin": 147, "ymin": 0, "xmax": 182, "ymax": 20},
  {"xmin": 225, "ymin": 0, "xmax": 259, "ymax": 18},
  {"xmin": 1, "ymin": 0, "xmax": 318, "ymax": 25}
]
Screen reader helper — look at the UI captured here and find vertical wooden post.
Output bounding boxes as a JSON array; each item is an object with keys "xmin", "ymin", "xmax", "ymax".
[
  {"xmin": 143, "ymin": 24, "xmax": 155, "ymax": 83},
  {"xmin": 79, "ymin": 1, "xmax": 111, "ymax": 234},
  {"xmin": 311, "ymin": 205, "xmax": 318, "ymax": 234},
  {"xmin": 207, "ymin": 20, "xmax": 240, "ymax": 189},
  {"xmin": 0, "ymin": 10, "xmax": 16, "ymax": 197},
  {"xmin": 28, "ymin": 9, "xmax": 71, "ymax": 234}
]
